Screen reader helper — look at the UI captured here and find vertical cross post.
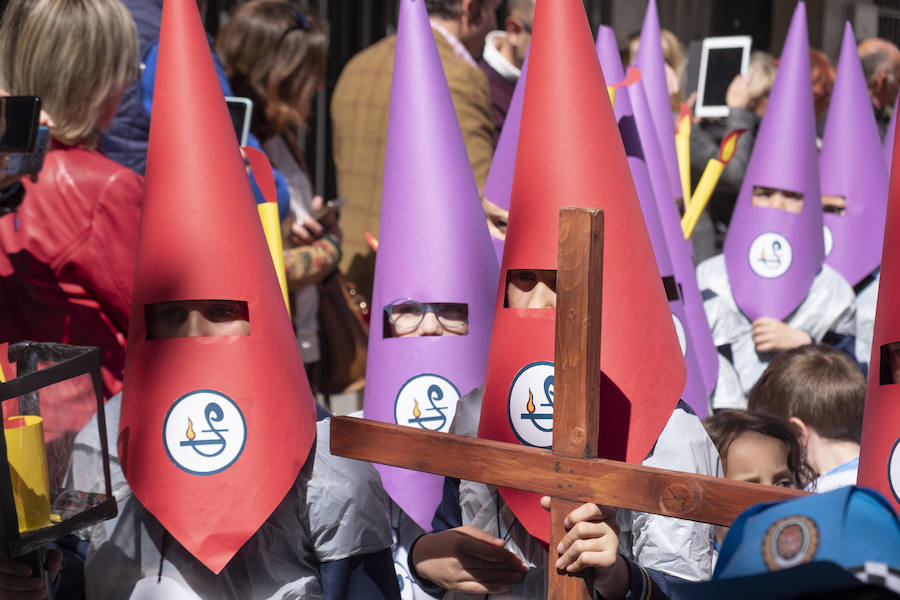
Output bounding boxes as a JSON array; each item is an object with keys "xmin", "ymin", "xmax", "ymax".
[{"xmin": 549, "ymin": 207, "xmax": 604, "ymax": 599}]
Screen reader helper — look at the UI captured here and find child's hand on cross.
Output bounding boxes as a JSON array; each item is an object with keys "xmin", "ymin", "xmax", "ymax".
[{"xmin": 540, "ymin": 497, "xmax": 629, "ymax": 600}]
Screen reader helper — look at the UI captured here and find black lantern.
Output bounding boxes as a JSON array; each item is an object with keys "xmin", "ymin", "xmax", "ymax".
[{"xmin": 0, "ymin": 341, "xmax": 117, "ymax": 563}]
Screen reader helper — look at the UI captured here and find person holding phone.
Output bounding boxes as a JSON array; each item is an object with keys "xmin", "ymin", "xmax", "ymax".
[
  {"xmin": 217, "ymin": 1, "xmax": 341, "ymax": 373},
  {"xmin": 0, "ymin": 0, "xmax": 142, "ymax": 405},
  {"xmin": 0, "ymin": 94, "xmax": 56, "ymax": 216},
  {"xmin": 689, "ymin": 51, "xmax": 777, "ymax": 260}
]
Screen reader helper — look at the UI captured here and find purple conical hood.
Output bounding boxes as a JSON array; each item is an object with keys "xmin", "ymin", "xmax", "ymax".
[
  {"xmin": 599, "ymin": 24, "xmax": 719, "ymax": 398},
  {"xmin": 884, "ymin": 91, "xmax": 898, "ymax": 171},
  {"xmin": 596, "ymin": 25, "xmax": 709, "ymax": 416},
  {"xmin": 820, "ymin": 23, "xmax": 888, "ymax": 286},
  {"xmin": 363, "ymin": 0, "xmax": 499, "ymax": 529},
  {"xmin": 634, "ymin": 0, "xmax": 682, "ymax": 202},
  {"xmin": 483, "ymin": 52, "xmax": 529, "ymax": 262},
  {"xmin": 723, "ymin": 2, "xmax": 824, "ymax": 322}
]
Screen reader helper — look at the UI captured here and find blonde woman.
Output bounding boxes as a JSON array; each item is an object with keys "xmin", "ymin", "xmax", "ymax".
[{"xmin": 0, "ymin": 0, "xmax": 142, "ymax": 401}]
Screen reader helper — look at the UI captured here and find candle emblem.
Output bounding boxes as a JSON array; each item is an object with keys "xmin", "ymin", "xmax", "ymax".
[
  {"xmin": 163, "ymin": 390, "xmax": 246, "ymax": 476},
  {"xmin": 508, "ymin": 361, "xmax": 555, "ymax": 448},
  {"xmin": 394, "ymin": 374, "xmax": 459, "ymax": 432}
]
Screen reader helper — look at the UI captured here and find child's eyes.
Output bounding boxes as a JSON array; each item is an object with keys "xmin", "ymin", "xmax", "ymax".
[
  {"xmin": 158, "ymin": 306, "xmax": 187, "ymax": 323},
  {"xmin": 512, "ymin": 271, "xmax": 537, "ymax": 283}
]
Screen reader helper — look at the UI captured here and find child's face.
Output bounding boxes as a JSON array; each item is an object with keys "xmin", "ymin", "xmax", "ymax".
[
  {"xmin": 723, "ymin": 431, "xmax": 795, "ymax": 488},
  {"xmin": 385, "ymin": 300, "xmax": 469, "ymax": 338},
  {"xmin": 821, "ymin": 194, "xmax": 846, "ymax": 216},
  {"xmin": 887, "ymin": 341, "xmax": 900, "ymax": 384},
  {"xmin": 146, "ymin": 300, "xmax": 250, "ymax": 339},
  {"xmin": 751, "ymin": 186, "xmax": 804, "ymax": 214},
  {"xmin": 506, "ymin": 269, "xmax": 557, "ymax": 309}
]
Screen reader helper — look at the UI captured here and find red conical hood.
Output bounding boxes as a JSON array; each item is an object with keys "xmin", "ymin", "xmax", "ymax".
[
  {"xmin": 477, "ymin": 0, "xmax": 684, "ymax": 543},
  {"xmin": 119, "ymin": 0, "xmax": 316, "ymax": 572},
  {"xmin": 859, "ymin": 91, "xmax": 900, "ymax": 514}
]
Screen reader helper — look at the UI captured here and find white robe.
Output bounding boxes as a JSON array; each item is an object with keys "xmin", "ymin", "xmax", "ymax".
[
  {"xmin": 855, "ymin": 273, "xmax": 879, "ymax": 368},
  {"xmin": 696, "ymin": 255, "xmax": 856, "ymax": 410}
]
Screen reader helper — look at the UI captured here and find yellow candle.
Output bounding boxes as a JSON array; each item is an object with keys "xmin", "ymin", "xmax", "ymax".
[
  {"xmin": 681, "ymin": 128, "xmax": 747, "ymax": 239},
  {"xmin": 682, "ymin": 158, "xmax": 723, "ymax": 239},
  {"xmin": 675, "ymin": 104, "xmax": 692, "ymax": 210},
  {"xmin": 607, "ymin": 86, "xmax": 616, "ymax": 107},
  {"xmin": 676, "ymin": 133, "xmax": 691, "ymax": 208},
  {"xmin": 4, "ymin": 415, "xmax": 52, "ymax": 532},
  {"xmin": 257, "ymin": 202, "xmax": 290, "ymax": 314}
]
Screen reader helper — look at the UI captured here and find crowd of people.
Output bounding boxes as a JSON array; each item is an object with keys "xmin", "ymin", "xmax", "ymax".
[{"xmin": 0, "ymin": 0, "xmax": 898, "ymax": 599}]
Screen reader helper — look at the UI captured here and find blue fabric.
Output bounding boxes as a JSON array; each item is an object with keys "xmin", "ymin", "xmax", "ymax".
[
  {"xmin": 319, "ymin": 548, "xmax": 401, "ymax": 600},
  {"xmin": 624, "ymin": 559, "xmax": 683, "ymax": 600},
  {"xmin": 98, "ymin": 0, "xmax": 160, "ymax": 175},
  {"xmin": 50, "ymin": 534, "xmax": 89, "ymax": 600},
  {"xmin": 250, "ymin": 173, "xmax": 266, "ymax": 205},
  {"xmin": 822, "ymin": 331, "xmax": 865, "ymax": 377},
  {"xmin": 315, "ymin": 402, "xmax": 333, "ymax": 421},
  {"xmin": 430, "ymin": 477, "xmax": 462, "ymax": 533}
]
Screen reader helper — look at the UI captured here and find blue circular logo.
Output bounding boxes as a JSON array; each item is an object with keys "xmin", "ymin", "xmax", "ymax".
[
  {"xmin": 162, "ymin": 389, "xmax": 247, "ymax": 476},
  {"xmin": 394, "ymin": 373, "xmax": 460, "ymax": 433},
  {"xmin": 507, "ymin": 361, "xmax": 554, "ymax": 448}
]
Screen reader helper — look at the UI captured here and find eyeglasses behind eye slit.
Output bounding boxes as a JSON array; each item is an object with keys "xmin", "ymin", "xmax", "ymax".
[{"xmin": 384, "ymin": 299, "xmax": 469, "ymax": 332}]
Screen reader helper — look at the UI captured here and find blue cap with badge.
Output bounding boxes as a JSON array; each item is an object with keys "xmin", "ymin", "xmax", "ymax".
[{"xmin": 675, "ymin": 486, "xmax": 900, "ymax": 599}]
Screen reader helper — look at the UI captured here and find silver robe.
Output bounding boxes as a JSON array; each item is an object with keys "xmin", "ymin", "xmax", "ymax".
[
  {"xmin": 696, "ymin": 254, "xmax": 856, "ymax": 409},
  {"xmin": 70, "ymin": 395, "xmax": 394, "ymax": 600}
]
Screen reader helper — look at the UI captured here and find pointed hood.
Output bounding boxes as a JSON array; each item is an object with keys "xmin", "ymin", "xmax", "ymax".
[
  {"xmin": 634, "ymin": 0, "xmax": 682, "ymax": 203},
  {"xmin": 608, "ymin": 26, "xmax": 720, "ymax": 399},
  {"xmin": 483, "ymin": 52, "xmax": 529, "ymax": 262},
  {"xmin": 119, "ymin": 0, "xmax": 316, "ymax": 573},
  {"xmin": 859, "ymin": 99, "xmax": 900, "ymax": 515},
  {"xmin": 596, "ymin": 25, "xmax": 709, "ymax": 417},
  {"xmin": 477, "ymin": 0, "xmax": 684, "ymax": 543},
  {"xmin": 820, "ymin": 23, "xmax": 888, "ymax": 287},
  {"xmin": 363, "ymin": 0, "xmax": 499, "ymax": 530},
  {"xmin": 722, "ymin": 2, "xmax": 824, "ymax": 321}
]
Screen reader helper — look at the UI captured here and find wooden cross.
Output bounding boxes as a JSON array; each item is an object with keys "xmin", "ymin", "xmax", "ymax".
[{"xmin": 331, "ymin": 207, "xmax": 804, "ymax": 599}]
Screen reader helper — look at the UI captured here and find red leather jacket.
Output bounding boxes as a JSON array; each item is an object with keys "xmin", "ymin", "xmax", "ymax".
[{"xmin": 0, "ymin": 143, "xmax": 143, "ymax": 400}]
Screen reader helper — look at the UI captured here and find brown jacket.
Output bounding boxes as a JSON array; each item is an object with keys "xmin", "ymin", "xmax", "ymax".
[{"xmin": 331, "ymin": 29, "xmax": 495, "ymax": 297}]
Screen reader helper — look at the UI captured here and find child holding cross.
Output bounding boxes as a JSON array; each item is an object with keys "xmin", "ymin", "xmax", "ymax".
[{"xmin": 406, "ymin": 261, "xmax": 720, "ymax": 598}]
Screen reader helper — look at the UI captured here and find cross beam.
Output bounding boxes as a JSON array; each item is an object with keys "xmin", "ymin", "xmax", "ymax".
[
  {"xmin": 331, "ymin": 208, "xmax": 804, "ymax": 598},
  {"xmin": 329, "ymin": 418, "xmax": 806, "ymax": 526}
]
